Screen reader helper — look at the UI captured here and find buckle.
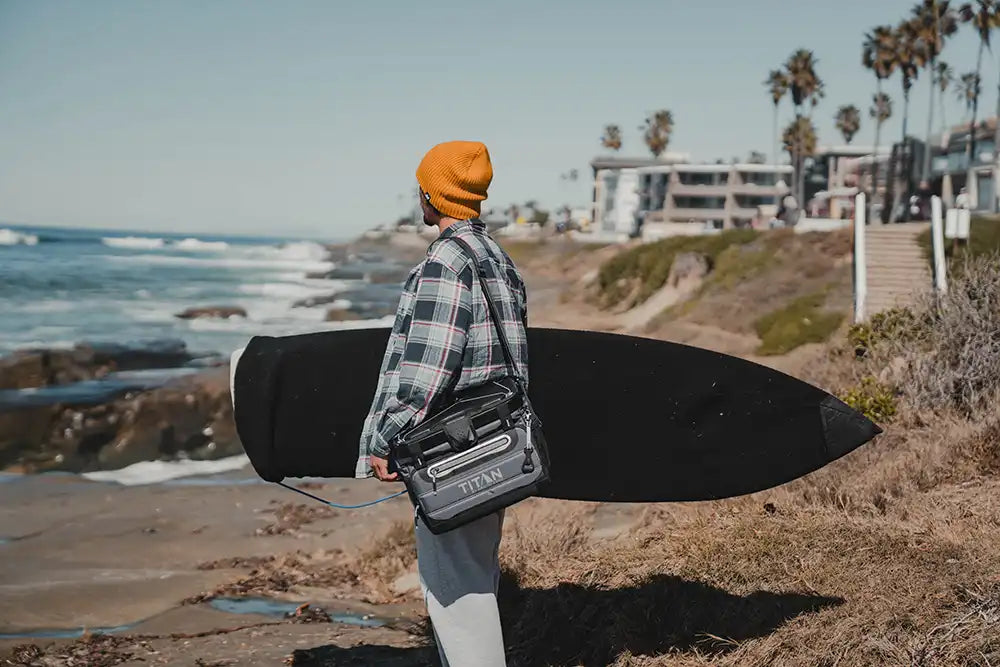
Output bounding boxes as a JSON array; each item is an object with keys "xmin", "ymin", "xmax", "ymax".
[{"xmin": 443, "ymin": 415, "xmax": 477, "ymax": 452}]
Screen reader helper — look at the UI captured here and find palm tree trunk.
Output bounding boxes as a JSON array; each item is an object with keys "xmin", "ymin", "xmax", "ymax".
[
  {"xmin": 923, "ymin": 57, "xmax": 936, "ymax": 184},
  {"xmin": 899, "ymin": 88, "xmax": 913, "ymax": 222},
  {"xmin": 871, "ymin": 80, "xmax": 883, "ymax": 224},
  {"xmin": 969, "ymin": 40, "xmax": 985, "ymax": 205},
  {"xmin": 940, "ymin": 89, "xmax": 946, "ymax": 134},
  {"xmin": 993, "ymin": 60, "xmax": 1000, "ymax": 212},
  {"xmin": 772, "ymin": 104, "xmax": 779, "ymax": 169}
]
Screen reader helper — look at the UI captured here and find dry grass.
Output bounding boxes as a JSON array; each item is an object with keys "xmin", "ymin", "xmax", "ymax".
[
  {"xmin": 903, "ymin": 256, "xmax": 1000, "ymax": 417},
  {"xmin": 494, "ymin": 491, "xmax": 1000, "ymax": 666},
  {"xmin": 481, "ymin": 253, "xmax": 1000, "ymax": 665},
  {"xmin": 644, "ymin": 229, "xmax": 853, "ymax": 343}
]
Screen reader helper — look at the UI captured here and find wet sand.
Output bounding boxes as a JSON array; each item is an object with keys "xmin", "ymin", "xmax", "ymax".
[{"xmin": 0, "ymin": 469, "xmax": 435, "ymax": 664}]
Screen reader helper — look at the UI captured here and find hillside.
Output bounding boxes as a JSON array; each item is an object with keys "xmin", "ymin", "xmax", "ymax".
[{"xmin": 505, "ymin": 228, "xmax": 854, "ymax": 374}]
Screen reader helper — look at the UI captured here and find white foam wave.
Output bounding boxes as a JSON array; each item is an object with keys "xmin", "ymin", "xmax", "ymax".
[
  {"xmin": 82, "ymin": 454, "xmax": 250, "ymax": 486},
  {"xmin": 0, "ymin": 228, "xmax": 39, "ymax": 246},
  {"xmin": 238, "ymin": 241, "xmax": 329, "ymax": 262},
  {"xmin": 104, "ymin": 253, "xmax": 333, "ymax": 273},
  {"xmin": 237, "ymin": 280, "xmax": 342, "ymax": 300},
  {"xmin": 10, "ymin": 339, "xmax": 76, "ymax": 351},
  {"xmin": 174, "ymin": 238, "xmax": 229, "ymax": 252},
  {"xmin": 14, "ymin": 300, "xmax": 77, "ymax": 313},
  {"xmin": 102, "ymin": 236, "xmax": 166, "ymax": 250}
]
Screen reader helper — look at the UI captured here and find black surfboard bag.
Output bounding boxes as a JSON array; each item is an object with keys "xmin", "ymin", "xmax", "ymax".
[{"xmin": 389, "ymin": 236, "xmax": 550, "ymax": 534}]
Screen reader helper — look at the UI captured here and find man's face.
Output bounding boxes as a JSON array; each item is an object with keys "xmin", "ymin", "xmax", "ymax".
[{"xmin": 419, "ymin": 188, "xmax": 439, "ymax": 227}]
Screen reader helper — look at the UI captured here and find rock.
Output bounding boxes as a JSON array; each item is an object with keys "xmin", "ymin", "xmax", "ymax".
[
  {"xmin": 667, "ymin": 252, "xmax": 710, "ymax": 287},
  {"xmin": 175, "ymin": 306, "xmax": 247, "ymax": 320},
  {"xmin": 0, "ymin": 341, "xmax": 198, "ymax": 391},
  {"xmin": 294, "ymin": 294, "xmax": 341, "ymax": 309},
  {"xmin": 306, "ymin": 268, "xmax": 367, "ymax": 281},
  {"xmin": 0, "ymin": 367, "xmax": 242, "ymax": 474},
  {"xmin": 368, "ymin": 268, "xmax": 410, "ymax": 285},
  {"xmin": 0, "ymin": 347, "xmax": 110, "ymax": 390},
  {"xmin": 390, "ymin": 570, "xmax": 421, "ymax": 596},
  {"xmin": 87, "ymin": 339, "xmax": 193, "ymax": 371},
  {"xmin": 326, "ymin": 308, "xmax": 362, "ymax": 322}
]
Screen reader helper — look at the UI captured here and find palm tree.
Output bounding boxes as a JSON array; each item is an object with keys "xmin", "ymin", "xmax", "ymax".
[
  {"xmin": 936, "ymin": 61, "xmax": 956, "ymax": 132},
  {"xmin": 863, "ymin": 26, "xmax": 898, "ymax": 218},
  {"xmin": 956, "ymin": 71, "xmax": 981, "ymax": 121},
  {"xmin": 869, "ymin": 92, "xmax": 894, "ymax": 219},
  {"xmin": 640, "ymin": 110, "xmax": 674, "ymax": 158},
  {"xmin": 600, "ymin": 125, "xmax": 622, "ymax": 152},
  {"xmin": 959, "ymin": 1, "xmax": 999, "ymax": 178},
  {"xmin": 765, "ymin": 69, "xmax": 790, "ymax": 168},
  {"xmin": 783, "ymin": 49, "xmax": 824, "ymax": 206},
  {"xmin": 895, "ymin": 20, "xmax": 927, "ymax": 144},
  {"xmin": 782, "ymin": 117, "xmax": 818, "ymax": 172},
  {"xmin": 911, "ymin": 1, "xmax": 959, "ymax": 182},
  {"xmin": 955, "ymin": 71, "xmax": 981, "ymax": 201},
  {"xmin": 836, "ymin": 105, "xmax": 862, "ymax": 144}
]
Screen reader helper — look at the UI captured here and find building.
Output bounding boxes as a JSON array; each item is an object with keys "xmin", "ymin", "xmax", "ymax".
[
  {"xmin": 591, "ymin": 155, "xmax": 792, "ymax": 239},
  {"xmin": 930, "ymin": 117, "xmax": 998, "ymax": 210},
  {"xmin": 804, "ymin": 145, "xmax": 890, "ymax": 219},
  {"xmin": 591, "ymin": 155, "xmax": 691, "ymax": 235}
]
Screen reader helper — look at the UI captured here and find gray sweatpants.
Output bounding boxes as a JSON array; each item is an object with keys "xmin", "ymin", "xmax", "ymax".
[{"xmin": 415, "ymin": 510, "xmax": 506, "ymax": 667}]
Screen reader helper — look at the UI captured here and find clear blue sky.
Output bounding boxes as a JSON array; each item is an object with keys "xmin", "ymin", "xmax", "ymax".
[{"xmin": 0, "ymin": 0, "xmax": 994, "ymax": 239}]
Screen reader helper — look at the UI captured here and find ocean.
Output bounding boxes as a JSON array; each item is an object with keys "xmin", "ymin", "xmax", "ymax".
[{"xmin": 0, "ymin": 224, "xmax": 398, "ymax": 358}]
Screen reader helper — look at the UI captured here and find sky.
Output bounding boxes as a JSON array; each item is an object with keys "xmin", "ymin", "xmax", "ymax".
[{"xmin": 0, "ymin": 0, "xmax": 996, "ymax": 240}]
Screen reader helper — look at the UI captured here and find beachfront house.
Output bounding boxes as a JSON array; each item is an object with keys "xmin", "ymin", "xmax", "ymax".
[{"xmin": 591, "ymin": 156, "xmax": 793, "ymax": 240}]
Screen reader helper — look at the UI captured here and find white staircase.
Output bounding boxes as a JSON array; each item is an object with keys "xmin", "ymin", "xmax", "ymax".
[{"xmin": 863, "ymin": 222, "xmax": 933, "ymax": 317}]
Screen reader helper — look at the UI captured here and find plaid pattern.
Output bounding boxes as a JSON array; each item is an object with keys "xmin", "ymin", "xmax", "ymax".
[{"xmin": 356, "ymin": 220, "xmax": 528, "ymax": 477}]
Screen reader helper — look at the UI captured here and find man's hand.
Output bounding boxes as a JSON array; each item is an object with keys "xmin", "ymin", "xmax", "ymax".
[{"xmin": 371, "ymin": 455, "xmax": 399, "ymax": 482}]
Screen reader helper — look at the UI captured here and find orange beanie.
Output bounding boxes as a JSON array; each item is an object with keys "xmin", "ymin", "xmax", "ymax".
[{"xmin": 416, "ymin": 141, "xmax": 493, "ymax": 220}]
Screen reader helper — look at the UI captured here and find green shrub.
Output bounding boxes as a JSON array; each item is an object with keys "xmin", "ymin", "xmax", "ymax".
[
  {"xmin": 754, "ymin": 291, "xmax": 845, "ymax": 356},
  {"xmin": 597, "ymin": 229, "xmax": 758, "ymax": 308},
  {"xmin": 846, "ymin": 307, "xmax": 919, "ymax": 357},
  {"xmin": 840, "ymin": 376, "xmax": 898, "ymax": 424},
  {"xmin": 918, "ymin": 217, "xmax": 1000, "ymax": 269}
]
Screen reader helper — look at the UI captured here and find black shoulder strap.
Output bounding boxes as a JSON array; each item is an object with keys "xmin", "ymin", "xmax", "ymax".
[{"xmin": 450, "ymin": 234, "xmax": 521, "ymax": 381}]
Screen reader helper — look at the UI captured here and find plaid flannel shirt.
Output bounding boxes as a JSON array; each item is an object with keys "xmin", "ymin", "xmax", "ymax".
[{"xmin": 355, "ymin": 220, "xmax": 528, "ymax": 478}]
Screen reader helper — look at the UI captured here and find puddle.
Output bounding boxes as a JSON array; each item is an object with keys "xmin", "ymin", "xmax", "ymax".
[
  {"xmin": 0, "ymin": 623, "xmax": 138, "ymax": 640},
  {"xmin": 0, "ymin": 473, "xmax": 22, "ymax": 484},
  {"xmin": 208, "ymin": 597, "xmax": 385, "ymax": 627}
]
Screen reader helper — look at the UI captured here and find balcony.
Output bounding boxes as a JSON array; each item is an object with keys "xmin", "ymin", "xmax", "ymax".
[
  {"xmin": 729, "ymin": 182, "xmax": 785, "ymax": 196},
  {"xmin": 669, "ymin": 183, "xmax": 729, "ymax": 196}
]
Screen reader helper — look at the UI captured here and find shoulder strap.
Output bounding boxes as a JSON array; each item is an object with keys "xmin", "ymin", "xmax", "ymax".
[{"xmin": 450, "ymin": 234, "xmax": 521, "ymax": 381}]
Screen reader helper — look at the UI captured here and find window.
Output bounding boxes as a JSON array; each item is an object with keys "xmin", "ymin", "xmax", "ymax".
[
  {"xmin": 678, "ymin": 171, "xmax": 728, "ymax": 186},
  {"xmin": 741, "ymin": 172, "xmax": 779, "ymax": 186},
  {"xmin": 674, "ymin": 196, "xmax": 725, "ymax": 209}
]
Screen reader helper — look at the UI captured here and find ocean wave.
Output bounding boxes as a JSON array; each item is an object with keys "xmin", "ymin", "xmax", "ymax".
[
  {"xmin": 104, "ymin": 253, "xmax": 334, "ymax": 273},
  {"xmin": 236, "ymin": 240, "xmax": 330, "ymax": 262},
  {"xmin": 82, "ymin": 454, "xmax": 250, "ymax": 486},
  {"xmin": 102, "ymin": 236, "xmax": 166, "ymax": 250},
  {"xmin": 174, "ymin": 238, "xmax": 229, "ymax": 252},
  {"xmin": 0, "ymin": 228, "xmax": 40, "ymax": 246},
  {"xmin": 237, "ymin": 279, "xmax": 345, "ymax": 300},
  {"xmin": 14, "ymin": 300, "xmax": 78, "ymax": 314}
]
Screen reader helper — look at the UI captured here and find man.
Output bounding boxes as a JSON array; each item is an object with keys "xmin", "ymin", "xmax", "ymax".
[
  {"xmin": 356, "ymin": 140, "xmax": 527, "ymax": 667},
  {"xmin": 956, "ymin": 186, "xmax": 971, "ymax": 210}
]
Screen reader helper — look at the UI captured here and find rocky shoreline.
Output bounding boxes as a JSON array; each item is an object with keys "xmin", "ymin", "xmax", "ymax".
[
  {"xmin": 0, "ymin": 341, "xmax": 239, "ymax": 474},
  {"xmin": 0, "ymin": 236, "xmax": 423, "ymax": 476}
]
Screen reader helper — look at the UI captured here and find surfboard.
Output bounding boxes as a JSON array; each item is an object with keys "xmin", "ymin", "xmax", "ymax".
[{"xmin": 231, "ymin": 328, "xmax": 880, "ymax": 502}]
